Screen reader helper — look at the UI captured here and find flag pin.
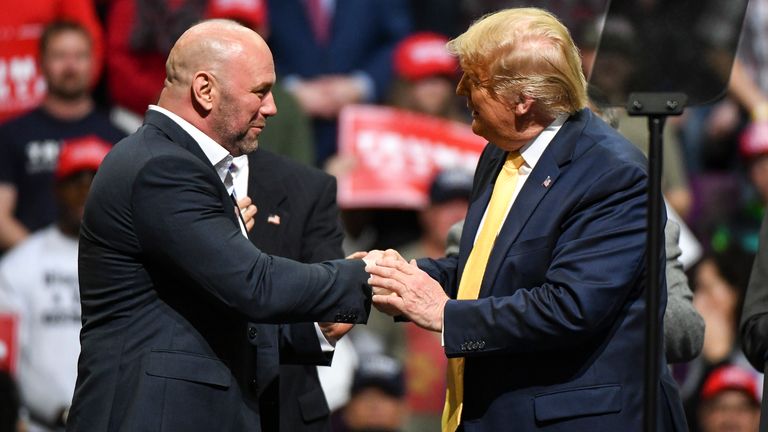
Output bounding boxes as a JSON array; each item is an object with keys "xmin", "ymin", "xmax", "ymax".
[
  {"xmin": 542, "ymin": 176, "xmax": 552, "ymax": 188},
  {"xmin": 267, "ymin": 214, "xmax": 281, "ymax": 225}
]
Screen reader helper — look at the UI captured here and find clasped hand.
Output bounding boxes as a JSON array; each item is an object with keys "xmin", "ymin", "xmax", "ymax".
[{"xmin": 358, "ymin": 249, "xmax": 448, "ymax": 332}]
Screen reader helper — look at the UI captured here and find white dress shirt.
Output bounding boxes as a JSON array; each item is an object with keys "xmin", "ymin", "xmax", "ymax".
[{"xmin": 474, "ymin": 114, "xmax": 567, "ymax": 241}]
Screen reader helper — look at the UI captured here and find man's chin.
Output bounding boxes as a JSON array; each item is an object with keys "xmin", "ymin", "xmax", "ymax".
[{"xmin": 236, "ymin": 139, "xmax": 259, "ymax": 156}]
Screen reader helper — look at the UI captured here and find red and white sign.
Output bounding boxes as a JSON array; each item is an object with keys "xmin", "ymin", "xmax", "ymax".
[
  {"xmin": 0, "ymin": 313, "xmax": 18, "ymax": 374},
  {"xmin": 337, "ymin": 105, "xmax": 486, "ymax": 209}
]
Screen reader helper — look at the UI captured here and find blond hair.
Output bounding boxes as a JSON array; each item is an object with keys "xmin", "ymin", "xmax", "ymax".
[{"xmin": 447, "ymin": 8, "xmax": 587, "ymax": 117}]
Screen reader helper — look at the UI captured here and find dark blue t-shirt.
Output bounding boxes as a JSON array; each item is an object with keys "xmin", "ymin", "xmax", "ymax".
[{"xmin": 0, "ymin": 108, "xmax": 126, "ymax": 232}]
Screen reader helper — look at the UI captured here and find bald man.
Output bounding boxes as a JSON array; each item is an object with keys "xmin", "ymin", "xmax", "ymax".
[{"xmin": 67, "ymin": 20, "xmax": 376, "ymax": 432}]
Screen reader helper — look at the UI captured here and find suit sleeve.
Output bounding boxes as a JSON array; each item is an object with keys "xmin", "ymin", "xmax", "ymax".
[
  {"xmin": 741, "ymin": 212, "xmax": 768, "ymax": 372},
  {"xmin": 132, "ymin": 155, "xmax": 371, "ymax": 324},
  {"xmin": 280, "ymin": 174, "xmax": 346, "ymax": 365},
  {"xmin": 663, "ymin": 219, "xmax": 704, "ymax": 363},
  {"xmin": 442, "ymin": 162, "xmax": 652, "ymax": 357}
]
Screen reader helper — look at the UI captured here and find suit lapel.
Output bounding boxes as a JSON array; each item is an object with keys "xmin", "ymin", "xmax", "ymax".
[
  {"xmin": 478, "ymin": 150, "xmax": 562, "ymax": 297},
  {"xmin": 144, "ymin": 110, "xmax": 239, "ymax": 228},
  {"xmin": 246, "ymin": 152, "xmax": 289, "ymax": 247},
  {"xmin": 458, "ymin": 109, "xmax": 591, "ymax": 298}
]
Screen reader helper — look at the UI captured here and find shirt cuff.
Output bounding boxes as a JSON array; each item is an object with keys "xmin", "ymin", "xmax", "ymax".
[{"xmin": 441, "ymin": 307, "xmax": 446, "ymax": 347}]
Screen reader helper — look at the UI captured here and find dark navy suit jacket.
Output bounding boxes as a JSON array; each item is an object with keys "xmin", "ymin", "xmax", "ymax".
[
  {"xmin": 418, "ymin": 109, "xmax": 688, "ymax": 431},
  {"xmin": 247, "ymin": 149, "xmax": 345, "ymax": 432},
  {"xmin": 68, "ymin": 110, "xmax": 371, "ymax": 431}
]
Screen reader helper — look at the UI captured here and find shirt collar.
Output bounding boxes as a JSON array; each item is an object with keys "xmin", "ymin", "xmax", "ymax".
[
  {"xmin": 517, "ymin": 114, "xmax": 568, "ymax": 171},
  {"xmin": 148, "ymin": 105, "xmax": 233, "ymax": 183}
]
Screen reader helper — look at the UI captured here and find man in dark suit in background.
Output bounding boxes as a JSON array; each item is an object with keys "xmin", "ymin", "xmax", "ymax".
[
  {"xmin": 68, "ymin": 19, "xmax": 377, "ymax": 432},
  {"xmin": 740, "ymin": 211, "xmax": 768, "ymax": 430},
  {"xmin": 266, "ymin": 0, "xmax": 412, "ymax": 165},
  {"xmin": 231, "ymin": 148, "xmax": 347, "ymax": 431},
  {"xmin": 367, "ymin": 8, "xmax": 687, "ymax": 432}
]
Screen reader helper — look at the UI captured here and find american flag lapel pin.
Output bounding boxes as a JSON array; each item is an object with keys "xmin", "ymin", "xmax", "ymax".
[
  {"xmin": 267, "ymin": 214, "xmax": 281, "ymax": 225},
  {"xmin": 542, "ymin": 176, "xmax": 552, "ymax": 188}
]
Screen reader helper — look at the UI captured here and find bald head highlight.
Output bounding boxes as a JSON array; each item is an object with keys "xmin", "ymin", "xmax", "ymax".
[{"xmin": 165, "ymin": 19, "xmax": 266, "ymax": 89}]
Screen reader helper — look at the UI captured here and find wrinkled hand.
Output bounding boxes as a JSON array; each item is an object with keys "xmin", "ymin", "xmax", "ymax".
[
  {"xmin": 318, "ymin": 322, "xmax": 354, "ymax": 343},
  {"xmin": 382, "ymin": 248, "xmax": 406, "ymax": 262},
  {"xmin": 237, "ymin": 196, "xmax": 258, "ymax": 233},
  {"xmin": 366, "ymin": 258, "xmax": 448, "ymax": 332},
  {"xmin": 361, "ymin": 249, "xmax": 385, "ymax": 267}
]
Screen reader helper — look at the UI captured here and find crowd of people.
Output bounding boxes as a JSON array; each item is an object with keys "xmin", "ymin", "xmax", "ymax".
[{"xmin": 0, "ymin": 1, "xmax": 767, "ymax": 432}]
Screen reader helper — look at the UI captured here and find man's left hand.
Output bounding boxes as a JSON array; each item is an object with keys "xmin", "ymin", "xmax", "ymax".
[
  {"xmin": 318, "ymin": 322, "xmax": 354, "ymax": 343},
  {"xmin": 366, "ymin": 258, "xmax": 448, "ymax": 332},
  {"xmin": 237, "ymin": 196, "xmax": 257, "ymax": 232}
]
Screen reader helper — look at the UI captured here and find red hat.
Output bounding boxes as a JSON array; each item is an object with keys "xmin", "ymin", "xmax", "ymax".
[
  {"xmin": 56, "ymin": 135, "xmax": 112, "ymax": 180},
  {"xmin": 206, "ymin": 0, "xmax": 267, "ymax": 33},
  {"xmin": 394, "ymin": 32, "xmax": 458, "ymax": 81},
  {"xmin": 740, "ymin": 121, "xmax": 768, "ymax": 159},
  {"xmin": 700, "ymin": 365, "xmax": 760, "ymax": 404}
]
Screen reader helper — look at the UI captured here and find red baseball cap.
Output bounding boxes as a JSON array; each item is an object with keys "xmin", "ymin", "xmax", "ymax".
[
  {"xmin": 206, "ymin": 0, "xmax": 267, "ymax": 34},
  {"xmin": 740, "ymin": 121, "xmax": 768, "ymax": 160},
  {"xmin": 700, "ymin": 364, "xmax": 760, "ymax": 404},
  {"xmin": 394, "ymin": 32, "xmax": 458, "ymax": 81},
  {"xmin": 56, "ymin": 136, "xmax": 112, "ymax": 180}
]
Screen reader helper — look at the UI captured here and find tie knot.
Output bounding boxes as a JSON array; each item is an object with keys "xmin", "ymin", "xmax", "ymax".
[{"xmin": 505, "ymin": 151, "xmax": 525, "ymax": 170}]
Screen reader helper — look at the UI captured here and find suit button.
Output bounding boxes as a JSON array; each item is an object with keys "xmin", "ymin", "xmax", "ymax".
[
  {"xmin": 248, "ymin": 327, "xmax": 258, "ymax": 339},
  {"xmin": 334, "ymin": 313, "xmax": 343, "ymax": 322},
  {"xmin": 460, "ymin": 343, "xmax": 467, "ymax": 351},
  {"xmin": 479, "ymin": 341, "xmax": 486, "ymax": 349}
]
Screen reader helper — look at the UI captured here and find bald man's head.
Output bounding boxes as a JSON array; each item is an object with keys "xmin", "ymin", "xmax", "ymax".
[
  {"xmin": 158, "ymin": 19, "xmax": 277, "ymax": 156},
  {"xmin": 165, "ymin": 19, "xmax": 267, "ymax": 89}
]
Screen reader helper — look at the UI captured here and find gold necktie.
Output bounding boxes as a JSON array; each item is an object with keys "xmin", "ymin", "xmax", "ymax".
[{"xmin": 442, "ymin": 151, "xmax": 525, "ymax": 432}]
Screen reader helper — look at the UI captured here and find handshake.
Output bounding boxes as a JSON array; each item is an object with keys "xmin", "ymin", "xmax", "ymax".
[{"xmin": 350, "ymin": 249, "xmax": 449, "ymax": 333}]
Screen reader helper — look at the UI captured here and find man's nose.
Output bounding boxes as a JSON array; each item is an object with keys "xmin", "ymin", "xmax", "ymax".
[{"xmin": 262, "ymin": 92, "xmax": 278, "ymax": 117}]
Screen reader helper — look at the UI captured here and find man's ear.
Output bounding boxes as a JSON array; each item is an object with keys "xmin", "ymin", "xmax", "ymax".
[
  {"xmin": 192, "ymin": 71, "xmax": 215, "ymax": 112},
  {"xmin": 514, "ymin": 94, "xmax": 535, "ymax": 116}
]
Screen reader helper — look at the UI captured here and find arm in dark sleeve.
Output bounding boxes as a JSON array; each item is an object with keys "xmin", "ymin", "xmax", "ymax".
[
  {"xmin": 741, "ymin": 212, "xmax": 768, "ymax": 372},
  {"xmin": 132, "ymin": 155, "xmax": 371, "ymax": 324},
  {"xmin": 663, "ymin": 219, "xmax": 704, "ymax": 363}
]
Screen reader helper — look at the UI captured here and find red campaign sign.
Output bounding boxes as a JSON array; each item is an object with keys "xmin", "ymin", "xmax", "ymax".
[
  {"xmin": 337, "ymin": 105, "xmax": 486, "ymax": 209},
  {"xmin": 0, "ymin": 313, "xmax": 17, "ymax": 374}
]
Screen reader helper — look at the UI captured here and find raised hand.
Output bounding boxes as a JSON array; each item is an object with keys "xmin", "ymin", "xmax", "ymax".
[{"xmin": 236, "ymin": 196, "xmax": 258, "ymax": 232}]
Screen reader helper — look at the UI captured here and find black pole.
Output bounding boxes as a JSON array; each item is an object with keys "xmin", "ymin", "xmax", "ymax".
[
  {"xmin": 643, "ymin": 114, "xmax": 664, "ymax": 432},
  {"xmin": 627, "ymin": 92, "xmax": 685, "ymax": 432}
]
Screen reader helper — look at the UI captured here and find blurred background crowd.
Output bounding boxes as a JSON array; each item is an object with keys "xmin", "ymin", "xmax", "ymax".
[{"xmin": 0, "ymin": 0, "xmax": 766, "ymax": 431}]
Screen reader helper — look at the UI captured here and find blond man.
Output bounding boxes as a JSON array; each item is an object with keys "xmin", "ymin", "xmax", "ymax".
[{"xmin": 367, "ymin": 8, "xmax": 688, "ymax": 431}]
